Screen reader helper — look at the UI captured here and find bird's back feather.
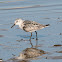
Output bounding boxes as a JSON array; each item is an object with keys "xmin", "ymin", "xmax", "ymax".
[{"xmin": 23, "ymin": 20, "xmax": 45, "ymax": 32}]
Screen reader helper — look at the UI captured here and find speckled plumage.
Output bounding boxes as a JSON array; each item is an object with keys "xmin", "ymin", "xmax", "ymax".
[
  {"xmin": 11, "ymin": 18, "xmax": 49, "ymax": 40},
  {"xmin": 23, "ymin": 20, "xmax": 46, "ymax": 32}
]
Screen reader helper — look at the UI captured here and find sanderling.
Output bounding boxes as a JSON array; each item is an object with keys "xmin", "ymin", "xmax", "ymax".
[{"xmin": 11, "ymin": 18, "xmax": 49, "ymax": 40}]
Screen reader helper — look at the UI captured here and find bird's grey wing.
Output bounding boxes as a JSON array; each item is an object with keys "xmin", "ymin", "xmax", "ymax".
[
  {"xmin": 23, "ymin": 21, "xmax": 45, "ymax": 32},
  {"xmin": 23, "ymin": 20, "xmax": 44, "ymax": 27},
  {"xmin": 23, "ymin": 20, "xmax": 32, "ymax": 25}
]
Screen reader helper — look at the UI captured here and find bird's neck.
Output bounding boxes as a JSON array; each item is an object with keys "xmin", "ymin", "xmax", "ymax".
[{"xmin": 18, "ymin": 21, "xmax": 24, "ymax": 29}]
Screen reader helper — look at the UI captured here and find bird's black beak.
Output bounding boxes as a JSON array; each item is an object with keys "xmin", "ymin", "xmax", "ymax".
[{"xmin": 11, "ymin": 24, "xmax": 15, "ymax": 28}]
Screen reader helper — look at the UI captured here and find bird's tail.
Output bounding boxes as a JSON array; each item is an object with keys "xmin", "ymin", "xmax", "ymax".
[{"xmin": 45, "ymin": 24, "xmax": 50, "ymax": 27}]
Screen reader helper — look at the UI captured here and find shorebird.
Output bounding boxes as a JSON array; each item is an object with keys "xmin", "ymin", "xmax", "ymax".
[{"xmin": 11, "ymin": 18, "xmax": 49, "ymax": 40}]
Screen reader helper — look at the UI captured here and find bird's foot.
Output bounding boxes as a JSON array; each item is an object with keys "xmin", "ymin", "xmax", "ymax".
[{"xmin": 36, "ymin": 38, "xmax": 38, "ymax": 40}]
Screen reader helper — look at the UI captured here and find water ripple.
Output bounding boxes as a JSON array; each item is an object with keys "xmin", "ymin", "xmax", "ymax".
[
  {"xmin": 0, "ymin": 29, "xmax": 8, "ymax": 31},
  {"xmin": 0, "ymin": 0, "xmax": 24, "ymax": 3},
  {"xmin": 0, "ymin": 4, "xmax": 62, "ymax": 10},
  {"xmin": 0, "ymin": 5, "xmax": 41, "ymax": 10}
]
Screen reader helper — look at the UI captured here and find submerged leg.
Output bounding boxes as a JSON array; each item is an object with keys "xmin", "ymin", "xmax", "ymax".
[
  {"xmin": 35, "ymin": 31, "xmax": 38, "ymax": 40},
  {"xmin": 30, "ymin": 32, "xmax": 32, "ymax": 40},
  {"xmin": 29, "ymin": 32, "xmax": 33, "ymax": 47},
  {"xmin": 30, "ymin": 37, "xmax": 33, "ymax": 47}
]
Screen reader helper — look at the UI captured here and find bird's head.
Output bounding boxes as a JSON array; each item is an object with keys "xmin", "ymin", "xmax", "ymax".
[{"xmin": 11, "ymin": 18, "xmax": 23, "ymax": 28}]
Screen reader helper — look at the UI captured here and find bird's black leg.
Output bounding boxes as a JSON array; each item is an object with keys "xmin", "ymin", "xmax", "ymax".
[
  {"xmin": 35, "ymin": 31, "xmax": 38, "ymax": 40},
  {"xmin": 30, "ymin": 32, "xmax": 32, "ymax": 40}
]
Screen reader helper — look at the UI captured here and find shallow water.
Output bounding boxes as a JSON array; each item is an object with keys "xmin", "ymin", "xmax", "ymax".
[{"xmin": 0, "ymin": 0, "xmax": 62, "ymax": 62}]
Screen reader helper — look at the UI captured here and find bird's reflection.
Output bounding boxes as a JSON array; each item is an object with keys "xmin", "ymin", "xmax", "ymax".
[
  {"xmin": 0, "ymin": 59, "xmax": 2, "ymax": 62},
  {"xmin": 1, "ymin": 34, "xmax": 45, "ymax": 62},
  {"xmin": 29, "ymin": 33, "xmax": 38, "ymax": 48},
  {"xmin": 16, "ymin": 47, "xmax": 45, "ymax": 60},
  {"xmin": 1, "ymin": 47, "xmax": 46, "ymax": 62},
  {"xmin": 16, "ymin": 35, "xmax": 38, "ymax": 48}
]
